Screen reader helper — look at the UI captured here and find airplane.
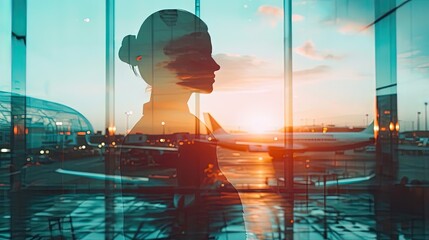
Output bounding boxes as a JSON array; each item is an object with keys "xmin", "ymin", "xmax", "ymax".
[
  {"xmin": 56, "ymin": 116, "xmax": 376, "ymax": 191},
  {"xmin": 203, "ymin": 113, "xmax": 375, "ymax": 159},
  {"xmin": 56, "ymin": 127, "xmax": 376, "ymax": 198}
]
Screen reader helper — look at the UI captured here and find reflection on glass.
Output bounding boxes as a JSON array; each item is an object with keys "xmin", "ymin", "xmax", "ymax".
[
  {"xmin": 3, "ymin": 0, "xmax": 429, "ymax": 238},
  {"xmin": 118, "ymin": 9, "xmax": 246, "ymax": 238},
  {"xmin": 119, "ymin": 9, "xmax": 219, "ymax": 135}
]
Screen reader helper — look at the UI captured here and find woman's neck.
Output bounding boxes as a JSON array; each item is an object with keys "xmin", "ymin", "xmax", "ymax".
[{"xmin": 144, "ymin": 91, "xmax": 191, "ymax": 112}]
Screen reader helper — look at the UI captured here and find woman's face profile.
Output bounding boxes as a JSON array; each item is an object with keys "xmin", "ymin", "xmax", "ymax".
[
  {"xmin": 120, "ymin": 10, "xmax": 219, "ymax": 95},
  {"xmin": 163, "ymin": 32, "xmax": 220, "ymax": 94}
]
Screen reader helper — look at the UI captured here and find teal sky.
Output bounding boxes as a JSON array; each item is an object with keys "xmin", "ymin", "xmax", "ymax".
[{"xmin": 1, "ymin": 0, "xmax": 428, "ymax": 133}]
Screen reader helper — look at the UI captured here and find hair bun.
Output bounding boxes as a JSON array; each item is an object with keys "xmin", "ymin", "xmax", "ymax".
[{"xmin": 118, "ymin": 35, "xmax": 139, "ymax": 66}]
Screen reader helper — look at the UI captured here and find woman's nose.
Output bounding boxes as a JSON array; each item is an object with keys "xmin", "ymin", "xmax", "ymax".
[{"xmin": 211, "ymin": 57, "xmax": 220, "ymax": 71}]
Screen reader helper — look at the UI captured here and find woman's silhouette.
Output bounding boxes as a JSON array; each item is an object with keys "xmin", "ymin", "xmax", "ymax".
[
  {"xmin": 119, "ymin": 9, "xmax": 246, "ymax": 239},
  {"xmin": 119, "ymin": 9, "xmax": 219, "ymax": 135}
]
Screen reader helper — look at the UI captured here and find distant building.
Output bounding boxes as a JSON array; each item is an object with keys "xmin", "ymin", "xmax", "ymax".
[{"xmin": 0, "ymin": 91, "xmax": 94, "ymax": 153}]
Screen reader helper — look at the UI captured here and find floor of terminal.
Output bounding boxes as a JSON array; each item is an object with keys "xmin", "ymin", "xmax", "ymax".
[{"xmin": 1, "ymin": 148, "xmax": 428, "ymax": 239}]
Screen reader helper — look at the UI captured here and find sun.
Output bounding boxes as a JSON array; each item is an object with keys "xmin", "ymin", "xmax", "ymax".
[{"xmin": 245, "ymin": 114, "xmax": 278, "ymax": 133}]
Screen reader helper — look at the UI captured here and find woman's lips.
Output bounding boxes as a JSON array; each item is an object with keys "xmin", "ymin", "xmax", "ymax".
[{"xmin": 178, "ymin": 73, "xmax": 215, "ymax": 81}]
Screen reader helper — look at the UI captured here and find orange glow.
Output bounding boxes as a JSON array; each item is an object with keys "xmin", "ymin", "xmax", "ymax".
[
  {"xmin": 395, "ymin": 122, "xmax": 400, "ymax": 132},
  {"xmin": 374, "ymin": 100, "xmax": 379, "ymax": 139},
  {"xmin": 25, "ymin": 128, "xmax": 28, "ymax": 134},
  {"xmin": 77, "ymin": 131, "xmax": 86, "ymax": 136},
  {"xmin": 389, "ymin": 122, "xmax": 394, "ymax": 131},
  {"xmin": 374, "ymin": 123, "xmax": 379, "ymax": 137},
  {"xmin": 13, "ymin": 126, "xmax": 18, "ymax": 134},
  {"xmin": 245, "ymin": 114, "xmax": 278, "ymax": 133},
  {"xmin": 108, "ymin": 126, "xmax": 116, "ymax": 136}
]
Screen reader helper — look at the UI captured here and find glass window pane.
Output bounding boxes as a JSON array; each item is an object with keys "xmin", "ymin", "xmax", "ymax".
[
  {"xmin": 3, "ymin": 1, "xmax": 429, "ymax": 239},
  {"xmin": 25, "ymin": 0, "xmax": 105, "ymax": 188},
  {"xmin": 397, "ymin": 0, "xmax": 429, "ymax": 182}
]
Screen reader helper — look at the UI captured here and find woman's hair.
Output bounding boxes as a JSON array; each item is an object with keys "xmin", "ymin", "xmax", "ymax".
[{"xmin": 118, "ymin": 9, "xmax": 208, "ymax": 84}]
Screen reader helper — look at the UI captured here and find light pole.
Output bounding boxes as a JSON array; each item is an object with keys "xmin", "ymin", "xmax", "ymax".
[
  {"xmin": 417, "ymin": 112, "xmax": 421, "ymax": 131},
  {"xmin": 161, "ymin": 121, "xmax": 165, "ymax": 135},
  {"xmin": 425, "ymin": 102, "xmax": 428, "ymax": 131},
  {"xmin": 125, "ymin": 111, "xmax": 133, "ymax": 134}
]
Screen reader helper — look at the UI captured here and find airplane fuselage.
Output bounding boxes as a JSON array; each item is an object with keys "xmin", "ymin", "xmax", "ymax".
[{"xmin": 214, "ymin": 131, "xmax": 374, "ymax": 153}]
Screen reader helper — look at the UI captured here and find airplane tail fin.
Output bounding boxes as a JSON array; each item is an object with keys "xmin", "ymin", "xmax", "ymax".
[
  {"xmin": 203, "ymin": 113, "xmax": 229, "ymax": 135},
  {"xmin": 362, "ymin": 121, "xmax": 374, "ymax": 134}
]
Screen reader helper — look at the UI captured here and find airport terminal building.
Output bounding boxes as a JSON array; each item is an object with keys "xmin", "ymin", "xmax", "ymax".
[{"xmin": 0, "ymin": 91, "xmax": 94, "ymax": 162}]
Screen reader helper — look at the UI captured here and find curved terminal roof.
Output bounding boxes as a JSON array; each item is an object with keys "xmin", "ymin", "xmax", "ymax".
[{"xmin": 0, "ymin": 91, "xmax": 94, "ymax": 133}]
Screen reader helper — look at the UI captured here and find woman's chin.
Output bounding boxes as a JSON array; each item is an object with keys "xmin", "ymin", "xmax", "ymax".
[
  {"xmin": 176, "ymin": 82, "xmax": 214, "ymax": 93},
  {"xmin": 199, "ymin": 88, "xmax": 213, "ymax": 94}
]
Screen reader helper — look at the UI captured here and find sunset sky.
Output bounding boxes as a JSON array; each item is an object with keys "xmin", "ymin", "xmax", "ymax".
[{"xmin": 1, "ymin": 0, "xmax": 428, "ymax": 133}]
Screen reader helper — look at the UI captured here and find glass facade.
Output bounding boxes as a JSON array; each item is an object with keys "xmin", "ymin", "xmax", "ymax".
[
  {"xmin": 1, "ymin": 0, "xmax": 429, "ymax": 239},
  {"xmin": 0, "ymin": 90, "xmax": 94, "ymax": 147}
]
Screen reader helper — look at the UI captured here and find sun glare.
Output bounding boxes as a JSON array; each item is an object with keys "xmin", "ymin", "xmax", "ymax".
[{"xmin": 246, "ymin": 115, "xmax": 277, "ymax": 133}]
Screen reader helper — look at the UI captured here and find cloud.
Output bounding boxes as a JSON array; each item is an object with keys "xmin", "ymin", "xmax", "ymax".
[
  {"xmin": 258, "ymin": 5, "xmax": 283, "ymax": 27},
  {"xmin": 294, "ymin": 65, "xmax": 331, "ymax": 81},
  {"xmin": 258, "ymin": 5, "xmax": 304, "ymax": 27},
  {"xmin": 212, "ymin": 53, "xmax": 335, "ymax": 92},
  {"xmin": 320, "ymin": 18, "xmax": 372, "ymax": 35},
  {"xmin": 398, "ymin": 52, "xmax": 429, "ymax": 73},
  {"xmin": 398, "ymin": 50, "xmax": 420, "ymax": 59},
  {"xmin": 295, "ymin": 41, "xmax": 343, "ymax": 60},
  {"xmin": 258, "ymin": 5, "xmax": 283, "ymax": 18},
  {"xmin": 338, "ymin": 22, "xmax": 368, "ymax": 35},
  {"xmin": 292, "ymin": 14, "xmax": 305, "ymax": 22},
  {"xmin": 212, "ymin": 53, "xmax": 281, "ymax": 92},
  {"xmin": 417, "ymin": 62, "xmax": 429, "ymax": 69}
]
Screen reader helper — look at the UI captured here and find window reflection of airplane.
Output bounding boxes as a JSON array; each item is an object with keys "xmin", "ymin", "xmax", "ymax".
[
  {"xmin": 57, "ymin": 129, "xmax": 376, "ymax": 189},
  {"xmin": 57, "ymin": 138, "xmax": 229, "ymax": 186},
  {"xmin": 204, "ymin": 113, "xmax": 375, "ymax": 159},
  {"xmin": 57, "ymin": 139, "xmax": 179, "ymax": 183},
  {"xmin": 84, "ymin": 134, "xmax": 179, "ymax": 152}
]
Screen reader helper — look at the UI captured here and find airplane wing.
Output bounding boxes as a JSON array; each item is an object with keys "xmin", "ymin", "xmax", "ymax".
[
  {"xmin": 277, "ymin": 173, "xmax": 375, "ymax": 187},
  {"xmin": 117, "ymin": 145, "xmax": 178, "ymax": 152},
  {"xmin": 314, "ymin": 173, "xmax": 375, "ymax": 186},
  {"xmin": 56, "ymin": 168, "xmax": 150, "ymax": 183}
]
